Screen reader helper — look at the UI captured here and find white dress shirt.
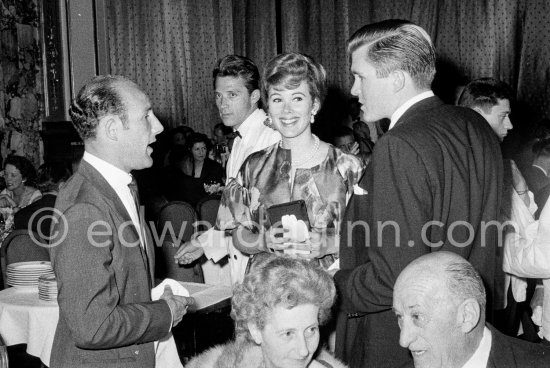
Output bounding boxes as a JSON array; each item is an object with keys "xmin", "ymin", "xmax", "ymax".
[
  {"xmin": 83, "ymin": 151, "xmax": 144, "ymax": 247},
  {"xmin": 226, "ymin": 108, "xmax": 281, "ymax": 179},
  {"xmin": 462, "ymin": 327, "xmax": 492, "ymax": 368},
  {"xmin": 503, "ymin": 188, "xmax": 550, "ymax": 340},
  {"xmin": 389, "ymin": 90, "xmax": 435, "ymax": 130},
  {"xmin": 198, "ymin": 109, "xmax": 281, "ymax": 285}
]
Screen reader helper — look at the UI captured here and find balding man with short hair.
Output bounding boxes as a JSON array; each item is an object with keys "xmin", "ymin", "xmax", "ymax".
[
  {"xmin": 50, "ymin": 75, "xmax": 193, "ymax": 367},
  {"xmin": 393, "ymin": 252, "xmax": 550, "ymax": 368}
]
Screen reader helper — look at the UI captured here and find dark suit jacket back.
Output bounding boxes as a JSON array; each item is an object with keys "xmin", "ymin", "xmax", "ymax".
[{"xmin": 335, "ymin": 96, "xmax": 503, "ymax": 368}]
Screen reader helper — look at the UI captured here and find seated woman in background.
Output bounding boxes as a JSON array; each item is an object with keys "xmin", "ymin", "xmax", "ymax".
[
  {"xmin": 162, "ymin": 125, "xmax": 193, "ymax": 167},
  {"xmin": 14, "ymin": 162, "xmax": 71, "ymax": 239},
  {"xmin": 0, "ymin": 155, "xmax": 41, "ymax": 213},
  {"xmin": 186, "ymin": 254, "xmax": 346, "ymax": 368},
  {"xmin": 215, "ymin": 53, "xmax": 365, "ymax": 268},
  {"xmin": 182, "ymin": 132, "xmax": 225, "ymax": 205}
]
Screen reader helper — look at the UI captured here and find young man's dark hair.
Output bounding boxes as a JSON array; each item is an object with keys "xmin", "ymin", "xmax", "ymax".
[
  {"xmin": 212, "ymin": 55, "xmax": 260, "ymax": 94},
  {"xmin": 457, "ymin": 77, "xmax": 513, "ymax": 113}
]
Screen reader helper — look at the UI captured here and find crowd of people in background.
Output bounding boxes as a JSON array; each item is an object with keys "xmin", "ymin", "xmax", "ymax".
[{"xmin": 5, "ymin": 17, "xmax": 550, "ymax": 368}]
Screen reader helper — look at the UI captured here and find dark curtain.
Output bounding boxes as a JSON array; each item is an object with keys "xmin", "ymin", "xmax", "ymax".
[{"xmin": 106, "ymin": 0, "xmax": 550, "ymax": 133}]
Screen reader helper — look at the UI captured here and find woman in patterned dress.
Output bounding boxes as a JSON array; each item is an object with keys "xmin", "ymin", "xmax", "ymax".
[{"xmin": 215, "ymin": 53, "xmax": 365, "ymax": 268}]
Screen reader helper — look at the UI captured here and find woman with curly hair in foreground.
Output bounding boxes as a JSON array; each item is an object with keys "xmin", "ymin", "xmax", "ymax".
[{"xmin": 185, "ymin": 254, "xmax": 346, "ymax": 368}]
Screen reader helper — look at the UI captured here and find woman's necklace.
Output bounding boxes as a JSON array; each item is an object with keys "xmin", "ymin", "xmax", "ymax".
[{"xmin": 281, "ymin": 134, "xmax": 321, "ymax": 167}]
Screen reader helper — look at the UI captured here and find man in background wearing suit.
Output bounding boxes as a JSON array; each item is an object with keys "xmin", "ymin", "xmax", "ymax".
[
  {"xmin": 49, "ymin": 75, "xmax": 193, "ymax": 367},
  {"xmin": 394, "ymin": 251, "xmax": 550, "ymax": 368},
  {"xmin": 458, "ymin": 78, "xmax": 541, "ymax": 341},
  {"xmin": 334, "ymin": 20, "xmax": 503, "ymax": 368}
]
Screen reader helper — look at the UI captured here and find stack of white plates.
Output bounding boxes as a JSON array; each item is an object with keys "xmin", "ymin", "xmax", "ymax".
[
  {"xmin": 38, "ymin": 274, "xmax": 58, "ymax": 301},
  {"xmin": 6, "ymin": 261, "xmax": 55, "ymax": 289}
]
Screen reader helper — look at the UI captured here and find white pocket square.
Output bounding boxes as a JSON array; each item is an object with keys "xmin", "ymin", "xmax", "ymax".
[{"xmin": 353, "ymin": 184, "xmax": 368, "ymax": 195}]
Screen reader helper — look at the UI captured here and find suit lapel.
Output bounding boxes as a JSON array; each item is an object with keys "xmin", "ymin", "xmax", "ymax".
[
  {"xmin": 143, "ymin": 221, "xmax": 155, "ymax": 287},
  {"xmin": 79, "ymin": 161, "xmax": 152, "ymax": 286},
  {"xmin": 79, "ymin": 161, "xmax": 137, "ymax": 232}
]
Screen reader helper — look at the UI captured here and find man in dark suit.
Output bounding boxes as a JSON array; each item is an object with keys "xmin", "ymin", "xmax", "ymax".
[
  {"xmin": 49, "ymin": 75, "xmax": 194, "ymax": 367},
  {"xmin": 394, "ymin": 251, "xmax": 550, "ymax": 368},
  {"xmin": 334, "ymin": 20, "xmax": 503, "ymax": 368},
  {"xmin": 458, "ymin": 78, "xmax": 542, "ymax": 341}
]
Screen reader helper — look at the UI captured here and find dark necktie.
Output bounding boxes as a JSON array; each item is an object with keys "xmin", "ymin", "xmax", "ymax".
[
  {"xmin": 234, "ymin": 130, "xmax": 242, "ymax": 139},
  {"xmin": 128, "ymin": 177, "xmax": 151, "ymax": 284}
]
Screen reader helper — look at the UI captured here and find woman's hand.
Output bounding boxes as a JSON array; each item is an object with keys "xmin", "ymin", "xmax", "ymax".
[
  {"xmin": 297, "ymin": 228, "xmax": 339, "ymax": 260},
  {"xmin": 349, "ymin": 141, "xmax": 360, "ymax": 156},
  {"xmin": 0, "ymin": 194, "xmax": 16, "ymax": 208},
  {"xmin": 263, "ymin": 226, "xmax": 292, "ymax": 252}
]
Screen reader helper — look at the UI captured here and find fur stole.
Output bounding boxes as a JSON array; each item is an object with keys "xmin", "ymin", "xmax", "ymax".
[{"xmin": 185, "ymin": 338, "xmax": 347, "ymax": 368}]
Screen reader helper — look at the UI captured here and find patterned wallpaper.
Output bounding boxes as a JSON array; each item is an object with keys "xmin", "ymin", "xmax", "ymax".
[{"xmin": 0, "ymin": 0, "xmax": 42, "ymax": 167}]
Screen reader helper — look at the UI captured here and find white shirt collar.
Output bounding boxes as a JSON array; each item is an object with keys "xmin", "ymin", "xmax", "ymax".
[
  {"xmin": 461, "ymin": 327, "xmax": 492, "ymax": 368},
  {"xmin": 227, "ymin": 108, "xmax": 279, "ymax": 179},
  {"xmin": 83, "ymin": 151, "xmax": 133, "ymax": 186},
  {"xmin": 234, "ymin": 108, "xmax": 266, "ymax": 138},
  {"xmin": 389, "ymin": 91, "xmax": 435, "ymax": 130},
  {"xmin": 82, "ymin": 151, "xmax": 142, "ymax": 242}
]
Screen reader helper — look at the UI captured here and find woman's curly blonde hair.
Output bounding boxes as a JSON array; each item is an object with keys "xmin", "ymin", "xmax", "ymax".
[{"xmin": 231, "ymin": 254, "xmax": 336, "ymax": 341}]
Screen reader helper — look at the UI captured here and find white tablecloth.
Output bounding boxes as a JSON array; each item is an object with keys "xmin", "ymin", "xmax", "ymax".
[
  {"xmin": 0, "ymin": 282, "xmax": 232, "ymax": 366},
  {"xmin": 0, "ymin": 287, "xmax": 58, "ymax": 366}
]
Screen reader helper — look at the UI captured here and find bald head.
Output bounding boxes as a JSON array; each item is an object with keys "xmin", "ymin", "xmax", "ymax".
[
  {"xmin": 396, "ymin": 252, "xmax": 486, "ymax": 313},
  {"xmin": 393, "ymin": 252, "xmax": 486, "ymax": 368}
]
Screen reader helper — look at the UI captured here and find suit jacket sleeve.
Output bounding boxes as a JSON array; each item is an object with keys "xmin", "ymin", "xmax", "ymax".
[
  {"xmin": 335, "ymin": 135, "xmax": 434, "ymax": 313},
  {"xmin": 51, "ymin": 202, "xmax": 172, "ymax": 349}
]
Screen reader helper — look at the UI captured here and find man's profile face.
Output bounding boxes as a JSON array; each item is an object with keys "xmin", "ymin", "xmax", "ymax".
[
  {"xmin": 350, "ymin": 46, "xmax": 395, "ymax": 123},
  {"xmin": 476, "ymin": 98, "xmax": 512, "ymax": 141},
  {"xmin": 393, "ymin": 271, "xmax": 465, "ymax": 368},
  {"xmin": 117, "ymin": 82, "xmax": 164, "ymax": 172},
  {"xmin": 215, "ymin": 76, "xmax": 257, "ymax": 130}
]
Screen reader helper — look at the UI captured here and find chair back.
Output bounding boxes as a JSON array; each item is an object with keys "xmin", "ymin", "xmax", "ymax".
[
  {"xmin": 156, "ymin": 201, "xmax": 203, "ymax": 283},
  {"xmin": 196, "ymin": 195, "xmax": 221, "ymax": 231},
  {"xmin": 1, "ymin": 230, "xmax": 49, "ymax": 289},
  {"xmin": 146, "ymin": 194, "xmax": 169, "ymax": 222},
  {"xmin": 0, "ymin": 335, "xmax": 7, "ymax": 368}
]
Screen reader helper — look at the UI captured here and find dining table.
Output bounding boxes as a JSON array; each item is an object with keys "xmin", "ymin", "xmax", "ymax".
[{"xmin": 0, "ymin": 282, "xmax": 232, "ymax": 367}]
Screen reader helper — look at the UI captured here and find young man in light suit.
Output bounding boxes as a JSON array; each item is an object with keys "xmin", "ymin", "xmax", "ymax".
[
  {"xmin": 173, "ymin": 55, "xmax": 280, "ymax": 285},
  {"xmin": 49, "ymin": 75, "xmax": 193, "ymax": 367}
]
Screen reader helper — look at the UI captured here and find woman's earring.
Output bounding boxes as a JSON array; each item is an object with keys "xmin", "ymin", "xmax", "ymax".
[
  {"xmin": 310, "ymin": 112, "xmax": 316, "ymax": 124},
  {"xmin": 264, "ymin": 116, "xmax": 274, "ymax": 129}
]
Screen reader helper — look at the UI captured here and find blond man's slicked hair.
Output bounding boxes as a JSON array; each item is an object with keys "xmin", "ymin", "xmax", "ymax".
[{"xmin": 348, "ymin": 19, "xmax": 436, "ymax": 90}]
